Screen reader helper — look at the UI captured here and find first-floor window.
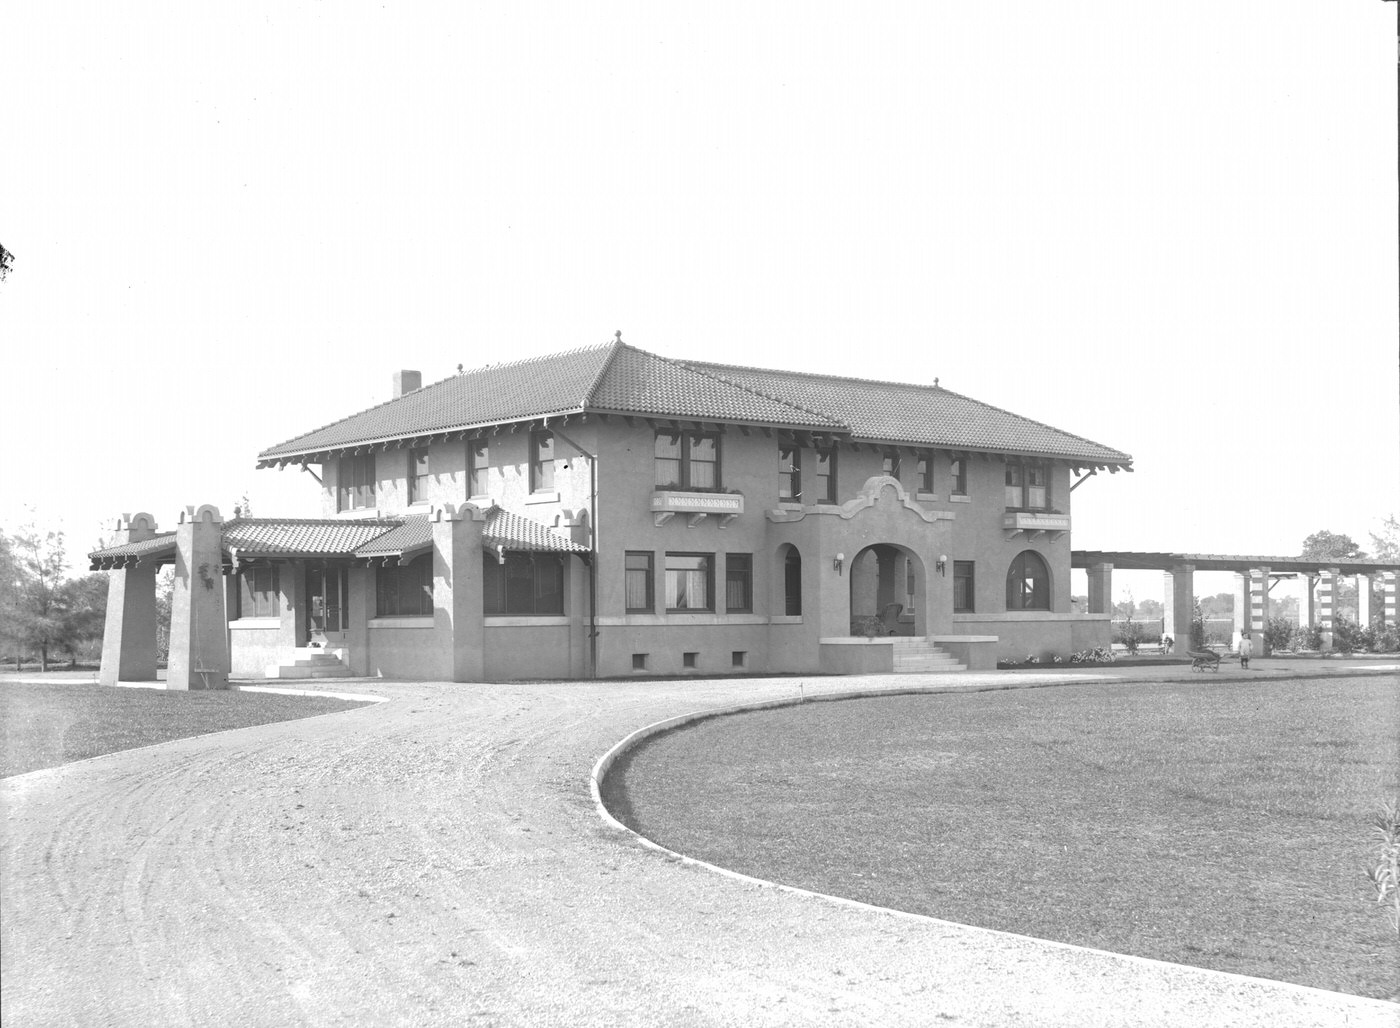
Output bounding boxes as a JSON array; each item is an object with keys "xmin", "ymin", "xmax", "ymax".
[
  {"xmin": 953, "ymin": 561, "xmax": 975, "ymax": 612},
  {"xmin": 665, "ymin": 552, "xmax": 713, "ymax": 611},
  {"xmin": 338, "ymin": 453, "xmax": 375, "ymax": 511},
  {"xmin": 725, "ymin": 553, "xmax": 753, "ymax": 613},
  {"xmin": 377, "ymin": 556, "xmax": 433, "ymax": 616},
  {"xmin": 625, "ymin": 551, "xmax": 654, "ymax": 613},
  {"xmin": 783, "ymin": 548, "xmax": 802, "ymax": 616},
  {"xmin": 408, "ymin": 447, "xmax": 430, "ymax": 504},
  {"xmin": 1006, "ymin": 550, "xmax": 1050, "ymax": 610},
  {"xmin": 238, "ymin": 566, "xmax": 280, "ymax": 618},
  {"xmin": 484, "ymin": 553, "xmax": 564, "ymax": 615}
]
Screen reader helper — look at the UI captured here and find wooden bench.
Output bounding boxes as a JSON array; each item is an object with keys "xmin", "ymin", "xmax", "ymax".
[{"xmin": 1189, "ymin": 650, "xmax": 1221, "ymax": 672}]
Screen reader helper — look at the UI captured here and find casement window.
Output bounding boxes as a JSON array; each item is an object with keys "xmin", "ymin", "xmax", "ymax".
[
  {"xmin": 815, "ymin": 446, "xmax": 837, "ymax": 503},
  {"xmin": 665, "ymin": 552, "xmax": 713, "ymax": 611},
  {"xmin": 654, "ymin": 431, "xmax": 720, "ymax": 489},
  {"xmin": 783, "ymin": 548, "xmax": 802, "ymax": 616},
  {"xmin": 882, "ymin": 451, "xmax": 901, "ymax": 480},
  {"xmin": 530, "ymin": 432, "xmax": 555, "ymax": 493},
  {"xmin": 237, "ymin": 566, "xmax": 280, "ymax": 618},
  {"xmin": 953, "ymin": 561, "xmax": 975, "ymax": 612},
  {"xmin": 408, "ymin": 447, "xmax": 430, "ymax": 505},
  {"xmin": 725, "ymin": 553, "xmax": 753, "ymax": 613},
  {"xmin": 950, "ymin": 457, "xmax": 967, "ymax": 496},
  {"xmin": 624, "ymin": 551, "xmax": 654, "ymax": 613},
  {"xmin": 484, "ymin": 553, "xmax": 564, "ymax": 615},
  {"xmin": 337, "ymin": 454, "xmax": 375, "ymax": 512},
  {"xmin": 467, "ymin": 438, "xmax": 489, "ymax": 497},
  {"xmin": 916, "ymin": 453, "xmax": 934, "ymax": 493},
  {"xmin": 376, "ymin": 555, "xmax": 433, "ymax": 617},
  {"xmin": 778, "ymin": 446, "xmax": 801, "ymax": 501},
  {"xmin": 1006, "ymin": 550, "xmax": 1050, "ymax": 611},
  {"xmin": 1005, "ymin": 460, "xmax": 1049, "ymax": 510}
]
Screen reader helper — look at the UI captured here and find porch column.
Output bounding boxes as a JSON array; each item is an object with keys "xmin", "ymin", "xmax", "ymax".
[
  {"xmin": 1166, "ymin": 564, "xmax": 1194, "ymax": 655},
  {"xmin": 1248, "ymin": 567, "xmax": 1269, "ymax": 654},
  {"xmin": 1381, "ymin": 571, "xmax": 1397, "ymax": 628},
  {"xmin": 433, "ymin": 503, "xmax": 486, "ymax": 682},
  {"xmin": 98, "ymin": 513, "xmax": 160, "ymax": 685},
  {"xmin": 168, "ymin": 505, "xmax": 230, "ymax": 690},
  {"xmin": 1317, "ymin": 568, "xmax": 1336, "ymax": 651},
  {"xmin": 1087, "ymin": 563, "xmax": 1113, "ymax": 614},
  {"xmin": 1356, "ymin": 574, "xmax": 1372, "ymax": 627},
  {"xmin": 1231, "ymin": 573, "xmax": 1248, "ymax": 650}
]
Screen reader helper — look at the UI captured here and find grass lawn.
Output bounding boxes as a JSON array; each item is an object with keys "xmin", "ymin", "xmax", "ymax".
[
  {"xmin": 0, "ymin": 681, "xmax": 372, "ymax": 778},
  {"xmin": 605, "ymin": 675, "xmax": 1400, "ymax": 999}
]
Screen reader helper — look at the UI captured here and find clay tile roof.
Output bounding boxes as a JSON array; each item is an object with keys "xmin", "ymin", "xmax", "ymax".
[
  {"xmin": 221, "ymin": 517, "xmax": 404, "ymax": 557},
  {"xmin": 88, "ymin": 532, "xmax": 178, "ymax": 568},
  {"xmin": 482, "ymin": 507, "xmax": 586, "ymax": 553},
  {"xmin": 688, "ymin": 361, "xmax": 1132, "ymax": 465},
  {"xmin": 256, "ymin": 339, "xmax": 1130, "ymax": 468},
  {"xmin": 353, "ymin": 516, "xmax": 433, "ymax": 560}
]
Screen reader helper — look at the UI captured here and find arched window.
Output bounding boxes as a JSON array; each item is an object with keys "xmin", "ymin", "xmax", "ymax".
[
  {"xmin": 1006, "ymin": 550, "xmax": 1050, "ymax": 610},
  {"xmin": 784, "ymin": 547, "xmax": 802, "ymax": 616}
]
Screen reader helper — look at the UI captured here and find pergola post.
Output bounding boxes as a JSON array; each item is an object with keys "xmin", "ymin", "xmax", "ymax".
[
  {"xmin": 98, "ymin": 513, "xmax": 160, "ymax": 685},
  {"xmin": 1231, "ymin": 573, "xmax": 1248, "ymax": 650},
  {"xmin": 1166, "ymin": 564, "xmax": 1194, "ymax": 655},
  {"xmin": 1383, "ymin": 571, "xmax": 1398, "ymax": 629},
  {"xmin": 1087, "ymin": 562, "xmax": 1113, "ymax": 614},
  {"xmin": 1317, "ymin": 568, "xmax": 1336, "ymax": 651},
  {"xmin": 1248, "ymin": 566, "xmax": 1270, "ymax": 654},
  {"xmin": 1357, "ymin": 574, "xmax": 1372, "ymax": 627},
  {"xmin": 168, "ymin": 505, "xmax": 230, "ymax": 690},
  {"xmin": 1298, "ymin": 574, "xmax": 1316, "ymax": 640}
]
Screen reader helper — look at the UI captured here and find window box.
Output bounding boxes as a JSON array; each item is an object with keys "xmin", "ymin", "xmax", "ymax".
[
  {"xmin": 651, "ymin": 490, "xmax": 744, "ymax": 527},
  {"xmin": 1002, "ymin": 511, "xmax": 1070, "ymax": 539}
]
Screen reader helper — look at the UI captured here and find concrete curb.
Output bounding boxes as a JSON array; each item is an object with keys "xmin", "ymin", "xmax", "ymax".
[{"xmin": 589, "ymin": 678, "xmax": 1399, "ymax": 1013}]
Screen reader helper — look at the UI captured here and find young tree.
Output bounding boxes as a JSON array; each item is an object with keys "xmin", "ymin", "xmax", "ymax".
[
  {"xmin": 1371, "ymin": 515, "xmax": 1400, "ymax": 563},
  {"xmin": 57, "ymin": 574, "xmax": 108, "ymax": 667},
  {"xmin": 0, "ymin": 532, "xmax": 21, "ymax": 669},
  {"xmin": 10, "ymin": 526, "xmax": 71, "ymax": 672}
]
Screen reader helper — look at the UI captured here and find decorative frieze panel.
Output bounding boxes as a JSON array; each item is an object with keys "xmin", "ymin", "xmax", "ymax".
[
  {"xmin": 651, "ymin": 490, "xmax": 743, "ymax": 528},
  {"xmin": 1002, "ymin": 511, "xmax": 1070, "ymax": 540}
]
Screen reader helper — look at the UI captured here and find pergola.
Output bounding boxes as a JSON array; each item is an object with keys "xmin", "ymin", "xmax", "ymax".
[{"xmin": 1071, "ymin": 551, "xmax": 1400, "ymax": 654}]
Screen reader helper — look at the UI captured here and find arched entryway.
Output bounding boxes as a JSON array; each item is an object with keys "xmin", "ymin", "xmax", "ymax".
[{"xmin": 849, "ymin": 543, "xmax": 926, "ymax": 636}]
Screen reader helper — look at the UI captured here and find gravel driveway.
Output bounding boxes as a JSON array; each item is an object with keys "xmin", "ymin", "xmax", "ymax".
[{"xmin": 2, "ymin": 668, "xmax": 1394, "ymax": 1027}]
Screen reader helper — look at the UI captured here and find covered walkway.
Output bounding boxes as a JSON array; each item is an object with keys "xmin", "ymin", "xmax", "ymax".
[{"xmin": 1072, "ymin": 551, "xmax": 1400, "ymax": 654}]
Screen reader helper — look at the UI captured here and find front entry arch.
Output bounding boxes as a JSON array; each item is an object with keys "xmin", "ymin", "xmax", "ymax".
[{"xmin": 849, "ymin": 543, "xmax": 926, "ymax": 636}]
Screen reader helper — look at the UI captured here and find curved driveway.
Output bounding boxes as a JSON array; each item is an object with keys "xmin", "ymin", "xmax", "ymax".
[{"xmin": 2, "ymin": 666, "xmax": 1395, "ymax": 1027}]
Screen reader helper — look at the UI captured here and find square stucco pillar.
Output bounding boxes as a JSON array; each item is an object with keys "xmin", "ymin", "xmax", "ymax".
[
  {"xmin": 1298, "ymin": 574, "xmax": 1316, "ymax": 637},
  {"xmin": 1231, "ymin": 573, "xmax": 1248, "ymax": 650},
  {"xmin": 1247, "ymin": 567, "xmax": 1269, "ymax": 654},
  {"xmin": 1087, "ymin": 563, "xmax": 1113, "ymax": 615},
  {"xmin": 1356, "ymin": 574, "xmax": 1372, "ymax": 627},
  {"xmin": 1382, "ymin": 571, "xmax": 1398, "ymax": 629},
  {"xmin": 99, "ymin": 512, "xmax": 161, "ymax": 685},
  {"xmin": 1316, "ymin": 568, "xmax": 1336, "ymax": 651},
  {"xmin": 168, "ymin": 505, "xmax": 230, "ymax": 690},
  {"xmin": 432, "ymin": 503, "xmax": 485, "ymax": 683},
  {"xmin": 1165, "ymin": 565, "xmax": 1194, "ymax": 655}
]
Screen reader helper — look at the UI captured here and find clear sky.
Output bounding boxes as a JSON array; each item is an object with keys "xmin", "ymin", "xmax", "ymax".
[{"xmin": 3, "ymin": 3, "xmax": 1397, "ymax": 601}]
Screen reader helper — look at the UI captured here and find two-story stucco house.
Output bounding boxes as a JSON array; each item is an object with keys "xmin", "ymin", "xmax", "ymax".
[{"xmin": 91, "ymin": 339, "xmax": 1132, "ymax": 685}]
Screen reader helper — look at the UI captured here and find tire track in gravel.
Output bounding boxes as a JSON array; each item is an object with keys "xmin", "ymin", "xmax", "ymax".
[{"xmin": 4, "ymin": 674, "xmax": 1397, "ymax": 1027}]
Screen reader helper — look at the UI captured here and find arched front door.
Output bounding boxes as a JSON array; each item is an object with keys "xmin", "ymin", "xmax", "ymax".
[{"xmin": 849, "ymin": 543, "xmax": 925, "ymax": 636}]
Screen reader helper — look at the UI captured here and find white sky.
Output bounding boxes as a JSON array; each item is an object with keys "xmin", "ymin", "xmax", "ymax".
[{"xmin": 3, "ymin": 3, "xmax": 1397, "ymax": 601}]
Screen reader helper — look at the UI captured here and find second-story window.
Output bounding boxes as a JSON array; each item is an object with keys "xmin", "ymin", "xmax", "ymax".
[
  {"xmin": 882, "ymin": 451, "xmax": 901, "ymax": 480},
  {"xmin": 530, "ymin": 431, "xmax": 555, "ymax": 493},
  {"xmin": 408, "ymin": 447, "xmax": 430, "ymax": 505},
  {"xmin": 467, "ymin": 438, "xmax": 489, "ymax": 497},
  {"xmin": 655, "ymin": 431, "xmax": 720, "ymax": 490},
  {"xmin": 779, "ymin": 445, "xmax": 801, "ymax": 500},
  {"xmin": 338, "ymin": 453, "xmax": 375, "ymax": 512},
  {"xmin": 950, "ymin": 457, "xmax": 967, "ymax": 496},
  {"xmin": 916, "ymin": 453, "xmax": 934, "ymax": 493},
  {"xmin": 1005, "ymin": 460, "xmax": 1048, "ymax": 510},
  {"xmin": 815, "ymin": 446, "xmax": 837, "ymax": 503}
]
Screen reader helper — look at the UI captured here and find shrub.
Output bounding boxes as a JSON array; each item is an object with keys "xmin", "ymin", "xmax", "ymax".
[
  {"xmin": 1372, "ymin": 623, "xmax": 1400, "ymax": 653},
  {"xmin": 1189, "ymin": 602, "xmax": 1207, "ymax": 651},
  {"xmin": 1115, "ymin": 617, "xmax": 1143, "ymax": 655},
  {"xmin": 1364, "ymin": 800, "xmax": 1400, "ymax": 938},
  {"xmin": 1264, "ymin": 616, "xmax": 1296, "ymax": 654},
  {"xmin": 1332, "ymin": 616, "xmax": 1367, "ymax": 654},
  {"xmin": 1070, "ymin": 647, "xmax": 1115, "ymax": 664},
  {"xmin": 1296, "ymin": 622, "xmax": 1324, "ymax": 651}
]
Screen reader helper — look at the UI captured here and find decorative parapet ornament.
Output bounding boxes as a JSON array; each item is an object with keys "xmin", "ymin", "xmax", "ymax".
[
  {"xmin": 1003, "ymin": 511, "xmax": 1071, "ymax": 540},
  {"xmin": 651, "ymin": 490, "xmax": 744, "ymax": 528}
]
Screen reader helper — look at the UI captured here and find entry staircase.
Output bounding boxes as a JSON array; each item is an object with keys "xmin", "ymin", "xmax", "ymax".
[
  {"xmin": 891, "ymin": 637, "xmax": 965, "ymax": 673},
  {"xmin": 265, "ymin": 647, "xmax": 353, "ymax": 680}
]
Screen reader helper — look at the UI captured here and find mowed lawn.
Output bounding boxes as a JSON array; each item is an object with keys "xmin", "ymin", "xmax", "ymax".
[
  {"xmin": 607, "ymin": 675, "xmax": 1400, "ymax": 999},
  {"xmin": 0, "ymin": 681, "xmax": 373, "ymax": 778}
]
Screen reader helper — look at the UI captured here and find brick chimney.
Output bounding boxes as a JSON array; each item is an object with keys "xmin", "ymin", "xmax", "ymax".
[{"xmin": 393, "ymin": 370, "xmax": 422, "ymax": 398}]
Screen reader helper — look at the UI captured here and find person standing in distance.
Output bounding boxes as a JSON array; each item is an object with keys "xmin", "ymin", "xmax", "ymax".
[{"xmin": 1239, "ymin": 632, "xmax": 1253, "ymax": 670}]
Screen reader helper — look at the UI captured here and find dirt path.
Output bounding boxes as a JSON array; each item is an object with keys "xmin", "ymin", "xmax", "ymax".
[{"xmin": 2, "ymin": 671, "xmax": 1394, "ymax": 1027}]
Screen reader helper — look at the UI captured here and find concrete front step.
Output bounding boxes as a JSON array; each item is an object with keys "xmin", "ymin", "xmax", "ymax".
[
  {"xmin": 265, "ymin": 649, "xmax": 352, "ymax": 679},
  {"xmin": 891, "ymin": 639, "xmax": 966, "ymax": 673}
]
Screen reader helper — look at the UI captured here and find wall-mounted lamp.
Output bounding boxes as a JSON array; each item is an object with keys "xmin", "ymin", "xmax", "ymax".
[
  {"xmin": 833, "ymin": 552, "xmax": 845, "ymax": 575},
  {"xmin": 935, "ymin": 554, "xmax": 948, "ymax": 576}
]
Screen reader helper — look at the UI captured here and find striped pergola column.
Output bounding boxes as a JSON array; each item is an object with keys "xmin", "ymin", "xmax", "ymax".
[
  {"xmin": 1357, "ymin": 574, "xmax": 1373, "ymax": 627},
  {"xmin": 1248, "ymin": 567, "xmax": 1269, "ymax": 653},
  {"xmin": 1317, "ymin": 568, "xmax": 1337, "ymax": 651},
  {"xmin": 1298, "ymin": 574, "xmax": 1316, "ymax": 638},
  {"xmin": 1382, "ymin": 571, "xmax": 1398, "ymax": 628}
]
